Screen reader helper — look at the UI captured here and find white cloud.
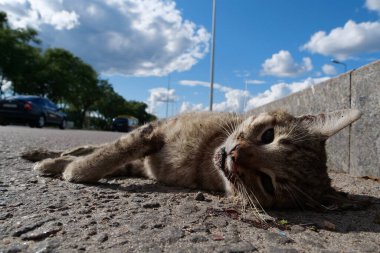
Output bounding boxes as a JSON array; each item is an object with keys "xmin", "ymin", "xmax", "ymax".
[
  {"xmin": 147, "ymin": 87, "xmax": 178, "ymax": 114},
  {"xmin": 0, "ymin": 0, "xmax": 210, "ymax": 77},
  {"xmin": 322, "ymin": 64, "xmax": 337, "ymax": 75},
  {"xmin": 213, "ymin": 89, "xmax": 249, "ymax": 113},
  {"xmin": 365, "ymin": 0, "xmax": 380, "ymax": 14},
  {"xmin": 245, "ymin": 77, "xmax": 330, "ymax": 109},
  {"xmin": 0, "ymin": 0, "xmax": 80, "ymax": 30},
  {"xmin": 179, "ymin": 79, "xmax": 248, "ymax": 113},
  {"xmin": 302, "ymin": 20, "xmax": 380, "ymax": 60},
  {"xmin": 261, "ymin": 50, "xmax": 313, "ymax": 77},
  {"xmin": 177, "ymin": 77, "xmax": 331, "ymax": 114},
  {"xmin": 179, "ymin": 102, "xmax": 206, "ymax": 113},
  {"xmin": 246, "ymin": 79, "xmax": 266, "ymax": 85}
]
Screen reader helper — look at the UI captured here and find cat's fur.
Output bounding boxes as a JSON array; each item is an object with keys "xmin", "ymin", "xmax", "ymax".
[{"xmin": 22, "ymin": 109, "xmax": 361, "ymax": 209}]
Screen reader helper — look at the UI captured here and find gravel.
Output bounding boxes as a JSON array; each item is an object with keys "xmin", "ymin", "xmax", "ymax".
[{"xmin": 0, "ymin": 126, "xmax": 379, "ymax": 252}]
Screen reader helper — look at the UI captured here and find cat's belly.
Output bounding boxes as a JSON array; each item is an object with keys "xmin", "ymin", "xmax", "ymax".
[
  {"xmin": 141, "ymin": 111, "xmax": 234, "ymax": 192},
  {"xmin": 143, "ymin": 141, "xmax": 227, "ymax": 192}
]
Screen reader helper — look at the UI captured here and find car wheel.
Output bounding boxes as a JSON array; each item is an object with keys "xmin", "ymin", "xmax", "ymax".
[
  {"xmin": 59, "ymin": 119, "xmax": 67, "ymax": 130},
  {"xmin": 36, "ymin": 116, "xmax": 45, "ymax": 128}
]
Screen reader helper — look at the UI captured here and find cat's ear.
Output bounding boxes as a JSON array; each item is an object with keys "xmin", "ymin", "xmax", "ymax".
[{"xmin": 297, "ymin": 109, "xmax": 361, "ymax": 138}]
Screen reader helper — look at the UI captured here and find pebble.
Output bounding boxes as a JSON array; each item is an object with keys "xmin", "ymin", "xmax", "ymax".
[
  {"xmin": 32, "ymin": 240, "xmax": 59, "ymax": 253},
  {"xmin": 97, "ymin": 233, "xmax": 109, "ymax": 243},
  {"xmin": 0, "ymin": 212, "xmax": 13, "ymax": 220},
  {"xmin": 159, "ymin": 227, "xmax": 184, "ymax": 244},
  {"xmin": 290, "ymin": 225, "xmax": 305, "ymax": 233},
  {"xmin": 13, "ymin": 218, "xmax": 55, "ymax": 237},
  {"xmin": 189, "ymin": 235, "xmax": 208, "ymax": 243},
  {"xmin": 265, "ymin": 232, "xmax": 294, "ymax": 245},
  {"xmin": 142, "ymin": 202, "xmax": 161, "ymax": 208},
  {"xmin": 195, "ymin": 192, "xmax": 206, "ymax": 201},
  {"xmin": 2, "ymin": 244, "xmax": 28, "ymax": 253},
  {"xmin": 20, "ymin": 223, "xmax": 62, "ymax": 241}
]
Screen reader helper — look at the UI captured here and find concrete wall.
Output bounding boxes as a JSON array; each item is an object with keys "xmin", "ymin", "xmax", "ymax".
[{"xmin": 249, "ymin": 60, "xmax": 380, "ymax": 177}]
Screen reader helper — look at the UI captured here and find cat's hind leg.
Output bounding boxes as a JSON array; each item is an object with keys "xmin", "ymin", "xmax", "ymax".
[{"xmin": 62, "ymin": 123, "xmax": 164, "ymax": 183}]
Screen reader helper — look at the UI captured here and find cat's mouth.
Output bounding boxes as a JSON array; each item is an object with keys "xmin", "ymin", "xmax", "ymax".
[
  {"xmin": 213, "ymin": 147, "xmax": 228, "ymax": 176},
  {"xmin": 214, "ymin": 147, "xmax": 275, "ymax": 196}
]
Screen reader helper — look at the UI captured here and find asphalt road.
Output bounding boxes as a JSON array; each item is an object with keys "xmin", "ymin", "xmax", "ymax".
[{"xmin": 0, "ymin": 126, "xmax": 379, "ymax": 253}]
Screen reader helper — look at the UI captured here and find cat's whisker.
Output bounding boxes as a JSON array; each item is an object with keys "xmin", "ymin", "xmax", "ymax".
[
  {"xmin": 216, "ymin": 120, "xmax": 236, "ymax": 137},
  {"xmin": 237, "ymin": 180, "xmax": 267, "ymax": 222},
  {"xmin": 283, "ymin": 183, "xmax": 305, "ymax": 209},
  {"xmin": 290, "ymin": 184, "xmax": 325, "ymax": 209},
  {"xmin": 245, "ymin": 185, "xmax": 270, "ymax": 218},
  {"xmin": 236, "ymin": 183, "xmax": 248, "ymax": 212},
  {"xmin": 236, "ymin": 181, "xmax": 256, "ymax": 214},
  {"xmin": 209, "ymin": 167, "xmax": 221, "ymax": 177}
]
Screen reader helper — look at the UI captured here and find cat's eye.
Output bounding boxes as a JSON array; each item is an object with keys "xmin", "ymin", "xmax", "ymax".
[{"xmin": 261, "ymin": 128, "xmax": 274, "ymax": 144}]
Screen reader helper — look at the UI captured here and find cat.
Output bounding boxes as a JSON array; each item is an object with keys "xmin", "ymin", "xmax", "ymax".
[{"xmin": 22, "ymin": 109, "xmax": 361, "ymax": 210}]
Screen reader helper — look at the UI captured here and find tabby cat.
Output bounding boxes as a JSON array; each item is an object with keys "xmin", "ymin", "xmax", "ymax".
[{"xmin": 22, "ymin": 109, "xmax": 361, "ymax": 209}]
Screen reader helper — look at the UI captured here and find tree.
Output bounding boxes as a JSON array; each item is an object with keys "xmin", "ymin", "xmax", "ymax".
[
  {"xmin": 58, "ymin": 50, "xmax": 101, "ymax": 128},
  {"xmin": 95, "ymin": 80, "xmax": 157, "ymax": 126},
  {"xmin": 0, "ymin": 11, "xmax": 157, "ymax": 128},
  {"xmin": 95, "ymin": 80, "xmax": 128, "ymax": 122},
  {"xmin": 0, "ymin": 11, "xmax": 41, "ymax": 97},
  {"xmin": 124, "ymin": 101, "xmax": 157, "ymax": 124}
]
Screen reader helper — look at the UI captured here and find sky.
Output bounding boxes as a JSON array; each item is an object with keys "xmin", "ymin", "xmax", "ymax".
[{"xmin": 1, "ymin": 0, "xmax": 380, "ymax": 118}]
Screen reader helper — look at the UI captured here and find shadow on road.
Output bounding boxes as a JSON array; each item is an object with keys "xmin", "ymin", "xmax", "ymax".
[{"xmin": 93, "ymin": 178, "xmax": 380, "ymax": 233}]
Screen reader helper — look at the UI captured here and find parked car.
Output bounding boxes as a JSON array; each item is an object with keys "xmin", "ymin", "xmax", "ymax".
[
  {"xmin": 111, "ymin": 116, "xmax": 138, "ymax": 132},
  {"xmin": 0, "ymin": 95, "xmax": 67, "ymax": 129}
]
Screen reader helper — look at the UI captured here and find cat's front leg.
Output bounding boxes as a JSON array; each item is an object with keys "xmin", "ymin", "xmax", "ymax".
[{"xmin": 62, "ymin": 123, "xmax": 164, "ymax": 183}]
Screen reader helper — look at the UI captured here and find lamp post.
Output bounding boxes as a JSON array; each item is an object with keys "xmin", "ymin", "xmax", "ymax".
[
  {"xmin": 166, "ymin": 74, "xmax": 170, "ymax": 118},
  {"xmin": 331, "ymin": 59, "xmax": 347, "ymax": 73},
  {"xmin": 209, "ymin": 0, "xmax": 216, "ymax": 111}
]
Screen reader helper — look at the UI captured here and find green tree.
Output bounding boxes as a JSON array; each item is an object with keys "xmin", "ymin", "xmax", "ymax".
[
  {"xmin": 0, "ymin": 11, "xmax": 41, "ymax": 97},
  {"xmin": 124, "ymin": 101, "xmax": 157, "ymax": 124},
  {"xmin": 95, "ymin": 80, "xmax": 156, "ymax": 126},
  {"xmin": 39, "ymin": 48, "xmax": 79, "ymax": 102},
  {"xmin": 95, "ymin": 80, "xmax": 128, "ymax": 122}
]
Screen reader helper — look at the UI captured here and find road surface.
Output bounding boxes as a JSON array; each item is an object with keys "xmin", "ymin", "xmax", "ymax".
[{"xmin": 0, "ymin": 126, "xmax": 379, "ymax": 252}]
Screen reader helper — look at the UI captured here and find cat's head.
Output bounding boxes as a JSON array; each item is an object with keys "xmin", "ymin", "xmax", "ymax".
[{"xmin": 213, "ymin": 109, "xmax": 361, "ymax": 209}]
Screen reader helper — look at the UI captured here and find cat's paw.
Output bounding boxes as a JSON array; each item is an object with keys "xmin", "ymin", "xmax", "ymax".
[
  {"xmin": 33, "ymin": 156, "xmax": 74, "ymax": 176},
  {"xmin": 62, "ymin": 159, "xmax": 102, "ymax": 183}
]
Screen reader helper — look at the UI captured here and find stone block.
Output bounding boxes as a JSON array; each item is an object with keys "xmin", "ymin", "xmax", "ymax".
[{"xmin": 350, "ymin": 61, "xmax": 380, "ymax": 177}]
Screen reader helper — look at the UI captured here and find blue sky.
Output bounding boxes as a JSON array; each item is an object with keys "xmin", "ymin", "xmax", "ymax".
[{"xmin": 1, "ymin": 0, "xmax": 380, "ymax": 117}]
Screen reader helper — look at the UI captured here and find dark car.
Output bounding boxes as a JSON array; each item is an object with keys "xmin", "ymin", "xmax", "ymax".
[
  {"xmin": 0, "ymin": 95, "xmax": 67, "ymax": 129},
  {"xmin": 111, "ymin": 116, "xmax": 138, "ymax": 132}
]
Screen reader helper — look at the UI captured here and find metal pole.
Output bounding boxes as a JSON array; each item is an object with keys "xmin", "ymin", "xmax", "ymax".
[
  {"xmin": 243, "ymin": 79, "xmax": 247, "ymax": 111},
  {"xmin": 166, "ymin": 74, "xmax": 170, "ymax": 118},
  {"xmin": 209, "ymin": 0, "xmax": 216, "ymax": 111}
]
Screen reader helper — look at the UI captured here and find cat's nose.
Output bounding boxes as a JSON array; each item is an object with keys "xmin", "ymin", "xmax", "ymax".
[{"xmin": 229, "ymin": 144, "xmax": 240, "ymax": 163}]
